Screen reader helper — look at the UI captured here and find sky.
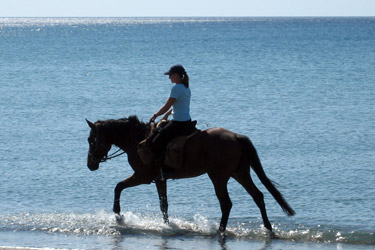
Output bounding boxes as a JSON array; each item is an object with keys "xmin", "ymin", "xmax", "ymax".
[{"xmin": 0, "ymin": 0, "xmax": 374, "ymax": 17}]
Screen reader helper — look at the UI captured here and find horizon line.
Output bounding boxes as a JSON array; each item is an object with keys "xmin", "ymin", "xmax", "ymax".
[{"xmin": 1, "ymin": 15, "xmax": 374, "ymax": 18}]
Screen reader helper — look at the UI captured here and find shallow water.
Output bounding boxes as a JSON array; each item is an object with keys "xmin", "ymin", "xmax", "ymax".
[
  {"xmin": 0, "ymin": 17, "xmax": 374, "ymax": 249},
  {"xmin": 1, "ymin": 211, "xmax": 373, "ymax": 249}
]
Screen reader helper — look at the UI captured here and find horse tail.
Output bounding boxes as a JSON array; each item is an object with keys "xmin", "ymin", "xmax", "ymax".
[{"xmin": 237, "ymin": 135, "xmax": 295, "ymax": 216}]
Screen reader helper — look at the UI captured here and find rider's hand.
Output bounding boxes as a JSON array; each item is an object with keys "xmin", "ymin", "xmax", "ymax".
[{"xmin": 150, "ymin": 114, "xmax": 157, "ymax": 123}]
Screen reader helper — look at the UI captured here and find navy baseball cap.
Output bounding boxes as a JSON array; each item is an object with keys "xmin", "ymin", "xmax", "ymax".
[{"xmin": 164, "ymin": 64, "xmax": 186, "ymax": 76}]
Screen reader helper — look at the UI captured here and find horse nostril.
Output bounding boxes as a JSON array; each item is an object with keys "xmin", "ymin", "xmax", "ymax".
[{"xmin": 87, "ymin": 162, "xmax": 99, "ymax": 171}]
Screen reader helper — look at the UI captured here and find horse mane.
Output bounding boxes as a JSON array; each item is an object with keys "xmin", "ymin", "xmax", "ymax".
[
  {"xmin": 96, "ymin": 115, "xmax": 149, "ymax": 142},
  {"xmin": 95, "ymin": 115, "xmax": 142, "ymax": 126}
]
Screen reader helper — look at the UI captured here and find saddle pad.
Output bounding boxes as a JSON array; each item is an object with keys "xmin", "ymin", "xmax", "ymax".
[
  {"xmin": 137, "ymin": 139, "xmax": 154, "ymax": 166},
  {"xmin": 164, "ymin": 131, "xmax": 198, "ymax": 169}
]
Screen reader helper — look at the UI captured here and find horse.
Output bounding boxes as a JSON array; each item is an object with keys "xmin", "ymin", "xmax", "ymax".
[{"xmin": 86, "ymin": 115, "xmax": 295, "ymax": 233}]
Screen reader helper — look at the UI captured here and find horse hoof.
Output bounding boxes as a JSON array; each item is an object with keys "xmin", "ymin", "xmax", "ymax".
[
  {"xmin": 163, "ymin": 218, "xmax": 169, "ymax": 225},
  {"xmin": 270, "ymin": 232, "xmax": 279, "ymax": 239},
  {"xmin": 115, "ymin": 214, "xmax": 125, "ymax": 225},
  {"xmin": 217, "ymin": 225, "xmax": 226, "ymax": 234}
]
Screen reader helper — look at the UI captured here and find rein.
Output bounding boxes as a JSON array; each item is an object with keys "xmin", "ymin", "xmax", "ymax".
[{"xmin": 101, "ymin": 148, "xmax": 126, "ymax": 162}]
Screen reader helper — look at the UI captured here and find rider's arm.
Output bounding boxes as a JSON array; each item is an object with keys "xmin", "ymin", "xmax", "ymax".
[
  {"xmin": 161, "ymin": 109, "xmax": 173, "ymax": 120},
  {"xmin": 150, "ymin": 97, "xmax": 176, "ymax": 122}
]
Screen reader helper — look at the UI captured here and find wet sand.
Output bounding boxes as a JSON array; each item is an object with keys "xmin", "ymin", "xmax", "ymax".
[
  {"xmin": 1, "ymin": 248, "xmax": 59, "ymax": 250},
  {"xmin": 0, "ymin": 248, "xmax": 69, "ymax": 250}
]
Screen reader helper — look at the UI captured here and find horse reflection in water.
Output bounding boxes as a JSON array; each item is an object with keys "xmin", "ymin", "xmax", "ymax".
[{"xmin": 86, "ymin": 115, "xmax": 295, "ymax": 233}]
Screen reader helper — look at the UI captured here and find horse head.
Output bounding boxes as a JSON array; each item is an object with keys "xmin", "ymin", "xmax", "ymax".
[{"xmin": 86, "ymin": 119, "xmax": 112, "ymax": 171}]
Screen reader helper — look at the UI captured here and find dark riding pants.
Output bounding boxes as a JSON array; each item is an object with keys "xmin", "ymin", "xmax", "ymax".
[{"xmin": 151, "ymin": 120, "xmax": 192, "ymax": 158}]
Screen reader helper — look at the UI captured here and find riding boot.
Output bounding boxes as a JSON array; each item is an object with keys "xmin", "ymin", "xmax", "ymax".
[
  {"xmin": 154, "ymin": 153, "xmax": 169, "ymax": 181},
  {"xmin": 155, "ymin": 164, "xmax": 168, "ymax": 181}
]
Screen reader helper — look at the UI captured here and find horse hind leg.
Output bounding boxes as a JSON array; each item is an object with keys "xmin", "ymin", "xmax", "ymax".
[
  {"xmin": 209, "ymin": 175, "xmax": 232, "ymax": 232},
  {"xmin": 232, "ymin": 172, "xmax": 272, "ymax": 232}
]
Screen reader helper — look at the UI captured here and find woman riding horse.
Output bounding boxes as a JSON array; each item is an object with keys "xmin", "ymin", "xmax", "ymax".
[
  {"xmin": 149, "ymin": 65, "xmax": 192, "ymax": 168},
  {"xmin": 86, "ymin": 115, "xmax": 295, "ymax": 233}
]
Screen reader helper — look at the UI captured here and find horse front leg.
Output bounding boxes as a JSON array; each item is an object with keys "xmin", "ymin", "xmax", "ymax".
[
  {"xmin": 113, "ymin": 173, "xmax": 152, "ymax": 214},
  {"xmin": 155, "ymin": 180, "xmax": 169, "ymax": 224}
]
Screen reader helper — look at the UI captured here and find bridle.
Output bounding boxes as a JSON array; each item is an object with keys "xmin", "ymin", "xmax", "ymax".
[
  {"xmin": 87, "ymin": 118, "xmax": 150, "ymax": 164},
  {"xmin": 100, "ymin": 148, "xmax": 126, "ymax": 162},
  {"xmin": 88, "ymin": 139, "xmax": 126, "ymax": 163}
]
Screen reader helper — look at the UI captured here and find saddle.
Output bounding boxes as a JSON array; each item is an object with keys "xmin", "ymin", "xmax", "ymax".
[{"xmin": 137, "ymin": 120, "xmax": 199, "ymax": 169}]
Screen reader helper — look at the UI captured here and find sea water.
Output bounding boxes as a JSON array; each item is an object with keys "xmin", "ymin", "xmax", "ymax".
[{"xmin": 0, "ymin": 17, "xmax": 374, "ymax": 249}]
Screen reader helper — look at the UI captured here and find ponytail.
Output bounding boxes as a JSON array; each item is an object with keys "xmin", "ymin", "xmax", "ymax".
[{"xmin": 181, "ymin": 72, "xmax": 189, "ymax": 88}]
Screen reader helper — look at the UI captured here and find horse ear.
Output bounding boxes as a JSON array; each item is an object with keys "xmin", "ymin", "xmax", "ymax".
[{"xmin": 86, "ymin": 119, "xmax": 95, "ymax": 129}]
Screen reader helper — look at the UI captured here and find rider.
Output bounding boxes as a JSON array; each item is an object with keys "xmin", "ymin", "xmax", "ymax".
[{"xmin": 149, "ymin": 64, "xmax": 192, "ymax": 164}]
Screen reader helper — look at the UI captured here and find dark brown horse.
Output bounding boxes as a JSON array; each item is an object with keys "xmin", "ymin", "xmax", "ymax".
[{"xmin": 86, "ymin": 116, "xmax": 295, "ymax": 233}]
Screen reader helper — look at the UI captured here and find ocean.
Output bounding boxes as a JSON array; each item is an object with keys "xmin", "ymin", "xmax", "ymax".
[{"xmin": 0, "ymin": 17, "xmax": 374, "ymax": 249}]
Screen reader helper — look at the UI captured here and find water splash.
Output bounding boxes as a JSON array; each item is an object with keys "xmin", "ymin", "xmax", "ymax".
[
  {"xmin": 1, "ymin": 211, "xmax": 374, "ymax": 245},
  {"xmin": 0, "ymin": 211, "xmax": 118, "ymax": 236}
]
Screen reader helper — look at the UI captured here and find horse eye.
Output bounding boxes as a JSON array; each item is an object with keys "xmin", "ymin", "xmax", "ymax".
[{"xmin": 88, "ymin": 137, "xmax": 96, "ymax": 145}]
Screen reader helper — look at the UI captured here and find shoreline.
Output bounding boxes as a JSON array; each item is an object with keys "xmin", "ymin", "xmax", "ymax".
[
  {"xmin": 1, "ymin": 241, "xmax": 371, "ymax": 250},
  {"xmin": 0, "ymin": 248, "xmax": 67, "ymax": 250},
  {"xmin": 0, "ymin": 248, "xmax": 56, "ymax": 250},
  {"xmin": 0, "ymin": 248, "xmax": 78, "ymax": 250}
]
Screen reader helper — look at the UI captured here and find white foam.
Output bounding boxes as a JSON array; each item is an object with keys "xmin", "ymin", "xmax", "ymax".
[{"xmin": 2, "ymin": 211, "xmax": 375, "ymax": 244}]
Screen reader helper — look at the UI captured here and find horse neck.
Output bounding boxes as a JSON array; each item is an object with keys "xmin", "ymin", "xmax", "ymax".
[{"xmin": 102, "ymin": 119, "xmax": 149, "ymax": 152}]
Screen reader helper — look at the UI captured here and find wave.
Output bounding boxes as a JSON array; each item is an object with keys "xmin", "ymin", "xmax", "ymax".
[{"xmin": 1, "ymin": 211, "xmax": 374, "ymax": 245}]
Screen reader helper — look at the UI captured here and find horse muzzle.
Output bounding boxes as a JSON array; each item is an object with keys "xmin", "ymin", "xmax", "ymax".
[
  {"xmin": 87, "ymin": 153, "xmax": 100, "ymax": 171},
  {"xmin": 87, "ymin": 162, "xmax": 99, "ymax": 171}
]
